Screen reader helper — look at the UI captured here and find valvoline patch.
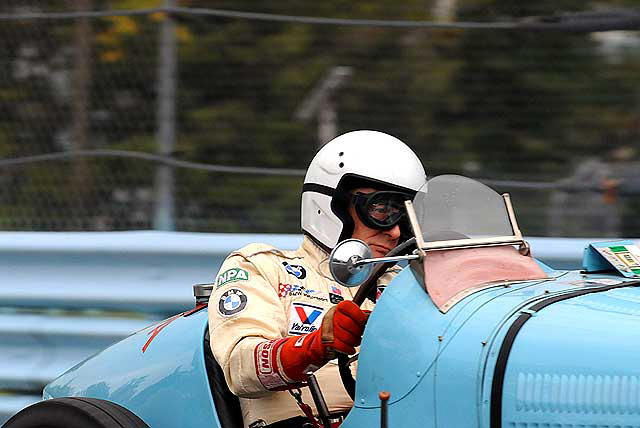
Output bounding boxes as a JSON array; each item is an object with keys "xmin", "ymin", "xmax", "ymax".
[{"xmin": 288, "ymin": 302, "xmax": 325, "ymax": 335}]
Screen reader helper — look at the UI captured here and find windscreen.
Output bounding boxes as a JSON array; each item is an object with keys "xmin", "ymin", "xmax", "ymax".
[
  {"xmin": 412, "ymin": 175, "xmax": 546, "ymax": 313},
  {"xmin": 413, "ymin": 175, "xmax": 514, "ymax": 242}
]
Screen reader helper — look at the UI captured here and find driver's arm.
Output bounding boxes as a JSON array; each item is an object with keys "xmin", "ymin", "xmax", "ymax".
[
  {"xmin": 209, "ymin": 253, "xmax": 285, "ymax": 398},
  {"xmin": 209, "ymin": 253, "xmax": 369, "ymax": 398}
]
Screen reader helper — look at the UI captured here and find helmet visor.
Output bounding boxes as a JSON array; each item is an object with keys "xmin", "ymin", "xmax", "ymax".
[{"xmin": 351, "ymin": 191, "xmax": 412, "ymax": 229}]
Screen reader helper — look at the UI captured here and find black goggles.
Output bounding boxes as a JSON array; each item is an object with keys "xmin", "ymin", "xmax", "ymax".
[{"xmin": 351, "ymin": 191, "xmax": 413, "ymax": 230}]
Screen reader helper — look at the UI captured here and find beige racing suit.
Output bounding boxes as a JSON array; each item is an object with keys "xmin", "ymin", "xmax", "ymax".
[{"xmin": 208, "ymin": 236, "xmax": 399, "ymax": 427}]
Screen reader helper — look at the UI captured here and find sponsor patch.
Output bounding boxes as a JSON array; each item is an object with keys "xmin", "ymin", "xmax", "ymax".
[
  {"xmin": 289, "ymin": 302, "xmax": 325, "ymax": 335},
  {"xmin": 283, "ymin": 261, "xmax": 307, "ymax": 279},
  {"xmin": 216, "ymin": 268, "xmax": 250, "ymax": 288},
  {"xmin": 278, "ymin": 283, "xmax": 328, "ymax": 302},
  {"xmin": 330, "ymin": 294, "xmax": 344, "ymax": 304},
  {"xmin": 254, "ymin": 338, "xmax": 289, "ymax": 390},
  {"xmin": 218, "ymin": 288, "xmax": 248, "ymax": 317},
  {"xmin": 256, "ymin": 340, "xmax": 277, "ymax": 375},
  {"xmin": 329, "ymin": 284, "xmax": 344, "ymax": 304}
]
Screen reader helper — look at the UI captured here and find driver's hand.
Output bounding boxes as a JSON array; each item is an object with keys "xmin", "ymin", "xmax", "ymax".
[
  {"xmin": 255, "ymin": 300, "xmax": 369, "ymax": 387},
  {"xmin": 320, "ymin": 300, "xmax": 369, "ymax": 355}
]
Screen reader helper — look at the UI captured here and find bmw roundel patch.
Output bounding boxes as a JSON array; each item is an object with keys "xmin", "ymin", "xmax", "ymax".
[{"xmin": 218, "ymin": 288, "xmax": 248, "ymax": 317}]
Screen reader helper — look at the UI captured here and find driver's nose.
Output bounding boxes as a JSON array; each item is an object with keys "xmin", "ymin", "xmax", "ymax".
[{"xmin": 384, "ymin": 224, "xmax": 402, "ymax": 240}]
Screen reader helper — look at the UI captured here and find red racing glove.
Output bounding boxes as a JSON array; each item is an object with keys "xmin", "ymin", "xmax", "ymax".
[{"xmin": 254, "ymin": 300, "xmax": 369, "ymax": 390}]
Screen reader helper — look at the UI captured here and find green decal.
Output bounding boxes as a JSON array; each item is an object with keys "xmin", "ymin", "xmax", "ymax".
[
  {"xmin": 609, "ymin": 246, "xmax": 627, "ymax": 253},
  {"xmin": 633, "ymin": 268, "xmax": 640, "ymax": 275},
  {"xmin": 216, "ymin": 268, "xmax": 250, "ymax": 288}
]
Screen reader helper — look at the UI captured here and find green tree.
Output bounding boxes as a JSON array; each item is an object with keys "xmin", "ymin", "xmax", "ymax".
[{"xmin": 1, "ymin": 1, "xmax": 639, "ymax": 234}]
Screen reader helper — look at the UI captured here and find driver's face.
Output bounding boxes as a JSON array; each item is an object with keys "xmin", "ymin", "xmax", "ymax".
[{"xmin": 348, "ymin": 187, "xmax": 402, "ymax": 258}]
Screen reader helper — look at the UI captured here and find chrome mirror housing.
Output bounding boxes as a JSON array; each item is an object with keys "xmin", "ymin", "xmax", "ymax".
[{"xmin": 329, "ymin": 239, "xmax": 374, "ymax": 287}]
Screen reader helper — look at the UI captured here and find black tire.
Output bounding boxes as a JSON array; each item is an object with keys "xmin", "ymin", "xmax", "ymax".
[{"xmin": 2, "ymin": 397, "xmax": 150, "ymax": 428}]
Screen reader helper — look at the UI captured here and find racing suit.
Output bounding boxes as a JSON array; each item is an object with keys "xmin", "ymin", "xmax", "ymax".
[{"xmin": 208, "ymin": 236, "xmax": 399, "ymax": 427}]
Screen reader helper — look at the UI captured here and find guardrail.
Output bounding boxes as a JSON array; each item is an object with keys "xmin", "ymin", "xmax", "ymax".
[{"xmin": 0, "ymin": 231, "xmax": 631, "ymax": 423}]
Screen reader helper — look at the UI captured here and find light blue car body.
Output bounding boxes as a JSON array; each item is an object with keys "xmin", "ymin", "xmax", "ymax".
[
  {"xmin": 44, "ymin": 256, "xmax": 640, "ymax": 427},
  {"xmin": 43, "ymin": 309, "xmax": 218, "ymax": 428}
]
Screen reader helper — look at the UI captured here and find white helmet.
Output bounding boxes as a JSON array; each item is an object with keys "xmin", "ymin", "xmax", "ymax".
[{"xmin": 301, "ymin": 130, "xmax": 427, "ymax": 251}]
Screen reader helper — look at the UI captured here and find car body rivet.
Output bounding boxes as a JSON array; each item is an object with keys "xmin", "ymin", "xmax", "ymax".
[
  {"xmin": 437, "ymin": 335, "xmax": 443, "ymax": 341},
  {"xmin": 481, "ymin": 341, "xmax": 487, "ymax": 346}
]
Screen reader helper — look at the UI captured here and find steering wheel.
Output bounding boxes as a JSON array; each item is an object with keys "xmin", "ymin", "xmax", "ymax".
[{"xmin": 338, "ymin": 237, "xmax": 417, "ymax": 399}]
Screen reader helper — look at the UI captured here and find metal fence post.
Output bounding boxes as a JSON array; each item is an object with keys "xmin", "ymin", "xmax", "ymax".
[
  {"xmin": 69, "ymin": 0, "xmax": 92, "ymax": 228},
  {"xmin": 293, "ymin": 66, "xmax": 352, "ymax": 147},
  {"xmin": 154, "ymin": 0, "xmax": 177, "ymax": 230}
]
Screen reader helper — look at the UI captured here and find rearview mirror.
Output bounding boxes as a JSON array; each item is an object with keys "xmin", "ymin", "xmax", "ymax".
[{"xmin": 329, "ymin": 239, "xmax": 373, "ymax": 287}]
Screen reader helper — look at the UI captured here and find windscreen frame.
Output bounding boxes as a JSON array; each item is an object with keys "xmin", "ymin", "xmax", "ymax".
[{"xmin": 407, "ymin": 175, "xmax": 528, "ymax": 255}]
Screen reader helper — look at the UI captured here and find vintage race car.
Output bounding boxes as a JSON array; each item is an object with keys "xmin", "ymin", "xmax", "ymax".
[{"xmin": 4, "ymin": 175, "xmax": 640, "ymax": 428}]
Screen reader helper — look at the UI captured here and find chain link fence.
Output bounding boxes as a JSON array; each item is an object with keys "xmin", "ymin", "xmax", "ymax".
[{"xmin": 1, "ymin": 1, "xmax": 639, "ymax": 236}]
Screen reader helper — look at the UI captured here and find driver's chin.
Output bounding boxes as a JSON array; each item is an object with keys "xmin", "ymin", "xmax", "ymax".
[
  {"xmin": 370, "ymin": 244, "xmax": 392, "ymax": 258},
  {"xmin": 371, "ymin": 249, "xmax": 384, "ymax": 258}
]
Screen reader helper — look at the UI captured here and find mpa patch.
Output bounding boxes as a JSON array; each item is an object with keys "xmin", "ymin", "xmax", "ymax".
[
  {"xmin": 216, "ymin": 268, "xmax": 250, "ymax": 288},
  {"xmin": 288, "ymin": 302, "xmax": 324, "ymax": 335},
  {"xmin": 282, "ymin": 261, "xmax": 307, "ymax": 279},
  {"xmin": 218, "ymin": 288, "xmax": 248, "ymax": 317}
]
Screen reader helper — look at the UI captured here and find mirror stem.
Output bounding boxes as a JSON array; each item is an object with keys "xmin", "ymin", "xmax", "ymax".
[{"xmin": 353, "ymin": 254, "xmax": 419, "ymax": 267}]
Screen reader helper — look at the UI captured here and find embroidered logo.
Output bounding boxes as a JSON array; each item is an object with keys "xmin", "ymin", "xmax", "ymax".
[
  {"xmin": 329, "ymin": 284, "xmax": 344, "ymax": 304},
  {"xmin": 254, "ymin": 339, "xmax": 289, "ymax": 390},
  {"xmin": 282, "ymin": 261, "xmax": 307, "ymax": 279},
  {"xmin": 288, "ymin": 302, "xmax": 324, "ymax": 335},
  {"xmin": 278, "ymin": 283, "xmax": 328, "ymax": 302},
  {"xmin": 279, "ymin": 283, "xmax": 303, "ymax": 296},
  {"xmin": 218, "ymin": 288, "xmax": 248, "ymax": 317},
  {"xmin": 257, "ymin": 340, "xmax": 276, "ymax": 375},
  {"xmin": 216, "ymin": 268, "xmax": 249, "ymax": 288}
]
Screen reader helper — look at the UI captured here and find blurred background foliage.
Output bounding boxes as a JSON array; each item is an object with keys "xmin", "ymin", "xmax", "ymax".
[{"xmin": 0, "ymin": 1, "xmax": 639, "ymax": 236}]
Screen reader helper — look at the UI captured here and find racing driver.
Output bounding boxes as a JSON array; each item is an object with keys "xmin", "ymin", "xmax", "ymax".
[{"xmin": 208, "ymin": 130, "xmax": 427, "ymax": 428}]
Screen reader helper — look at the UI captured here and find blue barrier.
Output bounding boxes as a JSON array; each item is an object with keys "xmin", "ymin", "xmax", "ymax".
[
  {"xmin": 0, "ymin": 231, "xmax": 302, "ymax": 424},
  {"xmin": 0, "ymin": 231, "xmax": 634, "ymax": 423},
  {"xmin": 0, "ymin": 231, "xmax": 302, "ymax": 313}
]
